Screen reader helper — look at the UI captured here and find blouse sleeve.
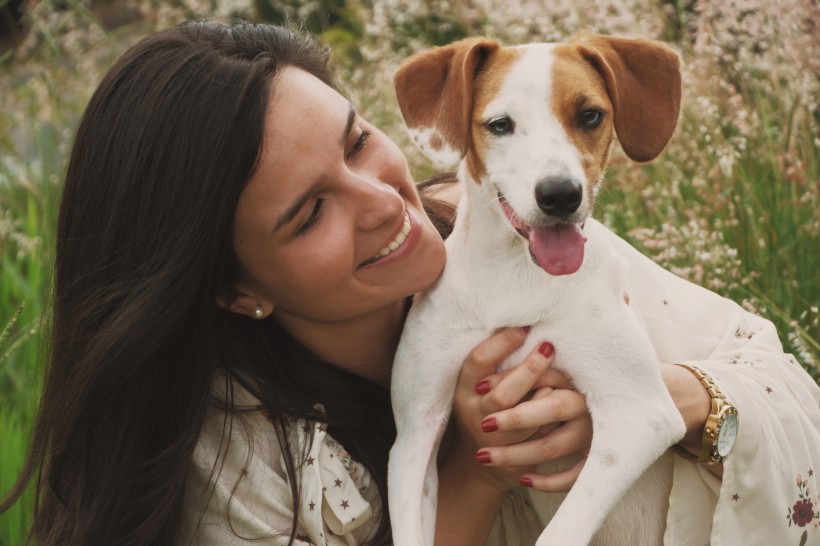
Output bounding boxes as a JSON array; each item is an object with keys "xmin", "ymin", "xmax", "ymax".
[
  {"xmin": 601, "ymin": 225, "xmax": 820, "ymax": 546},
  {"xmin": 182, "ymin": 397, "xmax": 380, "ymax": 546}
]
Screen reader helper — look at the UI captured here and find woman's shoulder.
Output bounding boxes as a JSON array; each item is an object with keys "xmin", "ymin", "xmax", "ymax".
[{"xmin": 182, "ymin": 379, "xmax": 380, "ymax": 544}]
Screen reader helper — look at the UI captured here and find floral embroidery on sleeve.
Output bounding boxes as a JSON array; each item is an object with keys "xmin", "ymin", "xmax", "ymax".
[{"xmin": 787, "ymin": 470, "xmax": 819, "ymax": 545}]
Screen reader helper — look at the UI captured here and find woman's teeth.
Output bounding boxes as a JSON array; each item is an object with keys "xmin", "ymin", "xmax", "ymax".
[{"xmin": 365, "ymin": 213, "xmax": 411, "ymax": 264}]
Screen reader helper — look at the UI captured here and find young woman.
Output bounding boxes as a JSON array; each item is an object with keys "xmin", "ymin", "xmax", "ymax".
[{"xmin": 2, "ymin": 21, "xmax": 818, "ymax": 546}]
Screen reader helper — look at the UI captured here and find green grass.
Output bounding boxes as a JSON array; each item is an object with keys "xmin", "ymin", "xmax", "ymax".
[
  {"xmin": 0, "ymin": 113, "xmax": 62, "ymax": 546},
  {"xmin": 598, "ymin": 89, "xmax": 819, "ymax": 381}
]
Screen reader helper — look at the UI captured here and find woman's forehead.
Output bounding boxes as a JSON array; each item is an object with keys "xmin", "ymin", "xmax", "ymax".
[{"xmin": 267, "ymin": 67, "xmax": 349, "ymax": 133}]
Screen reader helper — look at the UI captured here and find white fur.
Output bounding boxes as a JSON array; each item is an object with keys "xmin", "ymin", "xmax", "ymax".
[
  {"xmin": 388, "ymin": 43, "xmax": 686, "ymax": 545},
  {"xmin": 486, "ymin": 46, "xmax": 595, "ymax": 225}
]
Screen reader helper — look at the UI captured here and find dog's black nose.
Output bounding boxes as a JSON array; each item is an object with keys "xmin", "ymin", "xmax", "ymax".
[{"xmin": 535, "ymin": 176, "xmax": 583, "ymax": 217}]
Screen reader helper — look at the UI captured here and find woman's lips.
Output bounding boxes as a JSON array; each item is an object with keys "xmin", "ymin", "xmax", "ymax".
[{"xmin": 358, "ymin": 211, "xmax": 414, "ymax": 268}]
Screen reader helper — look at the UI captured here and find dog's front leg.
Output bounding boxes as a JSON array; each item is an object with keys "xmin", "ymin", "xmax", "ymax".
[
  {"xmin": 534, "ymin": 311, "xmax": 686, "ymax": 546},
  {"xmin": 388, "ymin": 313, "xmax": 480, "ymax": 546}
]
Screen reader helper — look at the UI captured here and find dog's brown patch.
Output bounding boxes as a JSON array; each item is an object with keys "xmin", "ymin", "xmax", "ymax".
[
  {"xmin": 394, "ymin": 38, "xmax": 500, "ymax": 162},
  {"xmin": 551, "ymin": 44, "xmax": 615, "ymax": 204},
  {"xmin": 465, "ymin": 47, "xmax": 523, "ymax": 183},
  {"xmin": 601, "ymin": 449, "xmax": 618, "ymax": 467},
  {"xmin": 569, "ymin": 35, "xmax": 682, "ymax": 162}
]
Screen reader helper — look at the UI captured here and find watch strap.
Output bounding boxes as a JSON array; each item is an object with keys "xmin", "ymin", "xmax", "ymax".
[{"xmin": 672, "ymin": 363, "xmax": 735, "ymax": 464}]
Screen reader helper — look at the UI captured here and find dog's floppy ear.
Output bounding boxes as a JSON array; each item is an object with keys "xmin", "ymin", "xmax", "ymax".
[
  {"xmin": 394, "ymin": 37, "xmax": 499, "ymax": 167},
  {"xmin": 575, "ymin": 34, "xmax": 681, "ymax": 162}
]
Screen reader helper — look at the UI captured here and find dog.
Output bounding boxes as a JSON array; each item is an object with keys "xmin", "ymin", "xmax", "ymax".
[{"xmin": 388, "ymin": 34, "xmax": 686, "ymax": 546}]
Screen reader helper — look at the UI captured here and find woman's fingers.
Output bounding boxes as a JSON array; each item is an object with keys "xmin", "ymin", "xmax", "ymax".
[
  {"xmin": 477, "ymin": 412, "xmax": 592, "ymax": 467},
  {"xmin": 474, "ymin": 384, "xmax": 592, "ymax": 493},
  {"xmin": 451, "ymin": 327, "xmax": 533, "ymax": 453},
  {"xmin": 478, "ymin": 341, "xmax": 556, "ymax": 415},
  {"xmin": 486, "ymin": 388, "xmax": 589, "ymax": 433},
  {"xmin": 477, "ymin": 363, "xmax": 574, "ymax": 395},
  {"xmin": 460, "ymin": 327, "xmax": 528, "ymax": 387},
  {"xmin": 521, "ymin": 456, "xmax": 588, "ymax": 493},
  {"xmin": 463, "ymin": 335, "xmax": 593, "ymax": 493}
]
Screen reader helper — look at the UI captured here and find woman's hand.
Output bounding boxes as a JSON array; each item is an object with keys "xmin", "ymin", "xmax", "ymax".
[
  {"xmin": 434, "ymin": 328, "xmax": 592, "ymax": 545},
  {"xmin": 445, "ymin": 327, "xmax": 593, "ymax": 493}
]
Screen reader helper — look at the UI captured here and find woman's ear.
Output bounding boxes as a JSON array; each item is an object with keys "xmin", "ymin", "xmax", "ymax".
[{"xmin": 216, "ymin": 289, "xmax": 273, "ymax": 319}]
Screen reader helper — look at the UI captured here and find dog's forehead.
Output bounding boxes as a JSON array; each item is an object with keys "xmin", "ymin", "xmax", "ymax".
[
  {"xmin": 474, "ymin": 43, "xmax": 557, "ymax": 122},
  {"xmin": 477, "ymin": 43, "xmax": 606, "ymax": 118}
]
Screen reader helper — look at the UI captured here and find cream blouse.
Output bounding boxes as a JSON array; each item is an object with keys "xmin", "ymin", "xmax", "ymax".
[{"xmin": 181, "ymin": 224, "xmax": 820, "ymax": 546}]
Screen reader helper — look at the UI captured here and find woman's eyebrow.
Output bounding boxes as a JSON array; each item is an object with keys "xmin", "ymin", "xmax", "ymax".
[{"xmin": 340, "ymin": 101, "xmax": 356, "ymax": 146}]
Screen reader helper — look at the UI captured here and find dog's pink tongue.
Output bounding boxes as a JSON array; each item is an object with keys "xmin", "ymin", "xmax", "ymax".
[{"xmin": 530, "ymin": 224, "xmax": 586, "ymax": 276}]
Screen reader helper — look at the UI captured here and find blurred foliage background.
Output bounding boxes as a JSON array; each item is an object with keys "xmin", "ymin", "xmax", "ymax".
[{"xmin": 0, "ymin": 0, "xmax": 817, "ymax": 542}]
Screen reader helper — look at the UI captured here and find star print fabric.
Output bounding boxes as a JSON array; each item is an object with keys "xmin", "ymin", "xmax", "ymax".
[
  {"xmin": 181, "ymin": 388, "xmax": 380, "ymax": 546},
  {"xmin": 295, "ymin": 416, "xmax": 374, "ymax": 543}
]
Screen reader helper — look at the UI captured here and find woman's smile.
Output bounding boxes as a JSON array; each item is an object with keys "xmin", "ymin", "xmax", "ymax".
[{"xmin": 359, "ymin": 210, "xmax": 414, "ymax": 268}]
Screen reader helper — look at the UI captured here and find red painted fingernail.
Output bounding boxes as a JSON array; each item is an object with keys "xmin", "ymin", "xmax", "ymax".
[
  {"xmin": 481, "ymin": 417, "xmax": 498, "ymax": 433},
  {"xmin": 475, "ymin": 450, "xmax": 492, "ymax": 464},
  {"xmin": 522, "ymin": 325, "xmax": 531, "ymax": 334},
  {"xmin": 475, "ymin": 380, "xmax": 491, "ymax": 395},
  {"xmin": 520, "ymin": 476, "xmax": 533, "ymax": 488},
  {"xmin": 538, "ymin": 342, "xmax": 554, "ymax": 358}
]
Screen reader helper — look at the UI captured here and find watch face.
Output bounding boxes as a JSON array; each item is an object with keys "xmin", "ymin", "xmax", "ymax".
[{"xmin": 717, "ymin": 412, "xmax": 739, "ymax": 457}]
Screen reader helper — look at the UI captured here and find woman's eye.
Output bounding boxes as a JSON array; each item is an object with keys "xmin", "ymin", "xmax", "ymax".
[
  {"xmin": 296, "ymin": 198, "xmax": 323, "ymax": 235},
  {"xmin": 348, "ymin": 129, "xmax": 371, "ymax": 157},
  {"xmin": 485, "ymin": 115, "xmax": 514, "ymax": 136},
  {"xmin": 579, "ymin": 109, "xmax": 604, "ymax": 129}
]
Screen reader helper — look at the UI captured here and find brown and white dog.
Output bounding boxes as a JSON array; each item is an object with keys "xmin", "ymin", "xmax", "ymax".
[{"xmin": 388, "ymin": 35, "xmax": 686, "ymax": 545}]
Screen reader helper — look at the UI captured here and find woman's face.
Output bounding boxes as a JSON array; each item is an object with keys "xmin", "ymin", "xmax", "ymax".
[{"xmin": 231, "ymin": 67, "xmax": 446, "ymax": 329}]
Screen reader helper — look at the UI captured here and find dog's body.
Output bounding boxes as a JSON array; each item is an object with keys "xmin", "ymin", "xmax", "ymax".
[{"xmin": 388, "ymin": 36, "xmax": 687, "ymax": 545}]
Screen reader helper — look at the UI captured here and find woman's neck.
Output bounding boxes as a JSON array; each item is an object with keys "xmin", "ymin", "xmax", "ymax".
[{"xmin": 272, "ymin": 300, "xmax": 407, "ymax": 388}]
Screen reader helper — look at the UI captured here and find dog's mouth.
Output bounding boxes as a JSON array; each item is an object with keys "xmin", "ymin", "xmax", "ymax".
[{"xmin": 498, "ymin": 194, "xmax": 587, "ymax": 276}]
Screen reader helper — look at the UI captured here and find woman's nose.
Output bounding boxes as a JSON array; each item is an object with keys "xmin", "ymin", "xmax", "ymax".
[{"xmin": 349, "ymin": 175, "xmax": 404, "ymax": 232}]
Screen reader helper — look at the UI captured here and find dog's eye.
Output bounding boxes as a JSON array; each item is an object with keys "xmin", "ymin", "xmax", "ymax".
[
  {"xmin": 579, "ymin": 109, "xmax": 604, "ymax": 129},
  {"xmin": 485, "ymin": 116, "xmax": 514, "ymax": 136}
]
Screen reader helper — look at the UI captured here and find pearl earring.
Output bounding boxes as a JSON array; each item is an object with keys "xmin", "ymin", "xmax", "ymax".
[{"xmin": 253, "ymin": 306, "xmax": 264, "ymax": 319}]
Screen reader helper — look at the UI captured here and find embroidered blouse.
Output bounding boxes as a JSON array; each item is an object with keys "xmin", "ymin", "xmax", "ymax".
[{"xmin": 181, "ymin": 224, "xmax": 820, "ymax": 545}]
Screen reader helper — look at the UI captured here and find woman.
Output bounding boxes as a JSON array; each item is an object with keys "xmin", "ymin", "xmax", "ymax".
[{"xmin": 2, "ymin": 20, "xmax": 818, "ymax": 546}]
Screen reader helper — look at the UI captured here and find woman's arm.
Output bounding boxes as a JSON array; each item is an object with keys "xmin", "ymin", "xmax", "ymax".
[{"xmin": 602, "ymin": 224, "xmax": 820, "ymax": 544}]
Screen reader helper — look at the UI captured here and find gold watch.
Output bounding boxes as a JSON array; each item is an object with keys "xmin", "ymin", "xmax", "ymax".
[{"xmin": 672, "ymin": 364, "xmax": 739, "ymax": 464}]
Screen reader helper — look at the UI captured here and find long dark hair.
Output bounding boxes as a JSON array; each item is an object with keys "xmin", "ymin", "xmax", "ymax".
[{"xmin": 0, "ymin": 20, "xmax": 436, "ymax": 545}]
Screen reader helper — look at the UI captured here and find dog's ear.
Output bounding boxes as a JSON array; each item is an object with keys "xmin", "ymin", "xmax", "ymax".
[
  {"xmin": 575, "ymin": 34, "xmax": 681, "ymax": 162},
  {"xmin": 394, "ymin": 38, "xmax": 499, "ymax": 167}
]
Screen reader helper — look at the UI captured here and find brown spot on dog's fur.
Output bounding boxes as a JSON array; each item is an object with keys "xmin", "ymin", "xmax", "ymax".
[
  {"xmin": 394, "ymin": 38, "xmax": 500, "ymax": 162},
  {"xmin": 623, "ymin": 292, "xmax": 630, "ymax": 305},
  {"xmin": 465, "ymin": 47, "xmax": 523, "ymax": 183},
  {"xmin": 552, "ymin": 44, "xmax": 615, "ymax": 204},
  {"xmin": 601, "ymin": 449, "xmax": 618, "ymax": 466},
  {"xmin": 570, "ymin": 34, "xmax": 682, "ymax": 162}
]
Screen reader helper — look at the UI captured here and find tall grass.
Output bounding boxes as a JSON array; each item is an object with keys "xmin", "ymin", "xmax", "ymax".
[
  {"xmin": 0, "ymin": 117, "xmax": 65, "ymax": 546},
  {"xmin": 599, "ymin": 90, "xmax": 820, "ymax": 380},
  {"xmin": 0, "ymin": 4, "xmax": 118, "ymax": 541},
  {"xmin": 0, "ymin": 0, "xmax": 817, "ymax": 543}
]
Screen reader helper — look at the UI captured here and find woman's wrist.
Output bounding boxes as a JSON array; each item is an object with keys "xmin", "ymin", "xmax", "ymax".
[
  {"xmin": 661, "ymin": 363, "xmax": 712, "ymax": 451},
  {"xmin": 436, "ymin": 440, "xmax": 508, "ymax": 544}
]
